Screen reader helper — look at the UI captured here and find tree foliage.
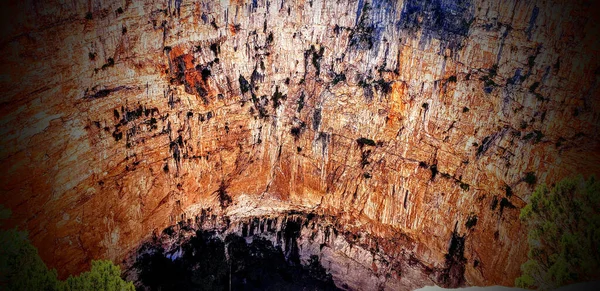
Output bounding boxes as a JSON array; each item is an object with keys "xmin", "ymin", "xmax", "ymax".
[
  {"xmin": 0, "ymin": 221, "xmax": 59, "ymax": 290},
  {"xmin": 516, "ymin": 176, "xmax": 600, "ymax": 290},
  {"xmin": 0, "ymin": 205, "xmax": 134, "ymax": 291},
  {"xmin": 61, "ymin": 260, "xmax": 135, "ymax": 291}
]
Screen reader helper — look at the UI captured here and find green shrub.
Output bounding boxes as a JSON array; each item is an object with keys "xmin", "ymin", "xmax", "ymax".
[
  {"xmin": 0, "ymin": 206, "xmax": 134, "ymax": 291},
  {"xmin": 297, "ymin": 92, "xmax": 305, "ymax": 113},
  {"xmin": 515, "ymin": 176, "xmax": 600, "ymax": 290},
  {"xmin": 238, "ymin": 75, "xmax": 251, "ymax": 94},
  {"xmin": 63, "ymin": 260, "xmax": 135, "ymax": 291},
  {"xmin": 356, "ymin": 137, "xmax": 376, "ymax": 147},
  {"xmin": 465, "ymin": 213, "xmax": 478, "ymax": 229},
  {"xmin": 332, "ymin": 73, "xmax": 346, "ymax": 85},
  {"xmin": 524, "ymin": 172, "xmax": 537, "ymax": 185}
]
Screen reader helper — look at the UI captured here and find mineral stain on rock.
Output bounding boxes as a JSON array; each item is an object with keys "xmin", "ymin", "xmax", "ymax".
[
  {"xmin": 399, "ymin": 0, "xmax": 474, "ymax": 50},
  {"xmin": 438, "ymin": 223, "xmax": 467, "ymax": 288},
  {"xmin": 1, "ymin": 0, "xmax": 599, "ymax": 290}
]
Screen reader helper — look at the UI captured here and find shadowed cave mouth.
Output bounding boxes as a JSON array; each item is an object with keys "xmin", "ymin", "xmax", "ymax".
[
  {"xmin": 129, "ymin": 211, "xmax": 467, "ymax": 290},
  {"xmin": 131, "ymin": 214, "xmax": 340, "ymax": 290}
]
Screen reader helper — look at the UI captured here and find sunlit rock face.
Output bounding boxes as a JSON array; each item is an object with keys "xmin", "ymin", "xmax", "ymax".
[{"xmin": 0, "ymin": 0, "xmax": 599, "ymax": 289}]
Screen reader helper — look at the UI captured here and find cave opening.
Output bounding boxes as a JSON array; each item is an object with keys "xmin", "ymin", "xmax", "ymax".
[{"xmin": 133, "ymin": 227, "xmax": 339, "ymax": 290}]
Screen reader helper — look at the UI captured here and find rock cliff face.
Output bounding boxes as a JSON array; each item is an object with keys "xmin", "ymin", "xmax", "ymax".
[{"xmin": 1, "ymin": 0, "xmax": 599, "ymax": 289}]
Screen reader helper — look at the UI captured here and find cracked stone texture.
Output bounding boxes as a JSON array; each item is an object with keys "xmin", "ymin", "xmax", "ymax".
[{"xmin": 0, "ymin": 0, "xmax": 599, "ymax": 289}]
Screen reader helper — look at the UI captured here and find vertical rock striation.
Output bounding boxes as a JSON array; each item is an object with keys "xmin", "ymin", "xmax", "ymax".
[{"xmin": 0, "ymin": 0, "xmax": 599, "ymax": 289}]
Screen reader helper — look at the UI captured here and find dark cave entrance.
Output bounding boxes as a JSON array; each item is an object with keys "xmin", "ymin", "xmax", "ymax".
[{"xmin": 133, "ymin": 228, "xmax": 339, "ymax": 290}]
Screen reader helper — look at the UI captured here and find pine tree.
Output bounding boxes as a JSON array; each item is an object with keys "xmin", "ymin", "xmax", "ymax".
[
  {"xmin": 516, "ymin": 176, "xmax": 600, "ymax": 290},
  {"xmin": 0, "ymin": 205, "xmax": 135, "ymax": 291}
]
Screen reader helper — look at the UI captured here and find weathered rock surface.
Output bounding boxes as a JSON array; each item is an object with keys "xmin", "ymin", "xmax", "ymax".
[
  {"xmin": 0, "ymin": 0, "xmax": 599, "ymax": 289},
  {"xmin": 127, "ymin": 209, "xmax": 447, "ymax": 290}
]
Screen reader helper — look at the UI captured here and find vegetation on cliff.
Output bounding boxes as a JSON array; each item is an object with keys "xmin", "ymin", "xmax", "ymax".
[
  {"xmin": 0, "ymin": 206, "xmax": 134, "ymax": 291},
  {"xmin": 516, "ymin": 176, "xmax": 600, "ymax": 290}
]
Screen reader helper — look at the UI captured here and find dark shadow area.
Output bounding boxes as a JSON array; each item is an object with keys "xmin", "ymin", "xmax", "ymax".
[{"xmin": 133, "ymin": 230, "xmax": 339, "ymax": 291}]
